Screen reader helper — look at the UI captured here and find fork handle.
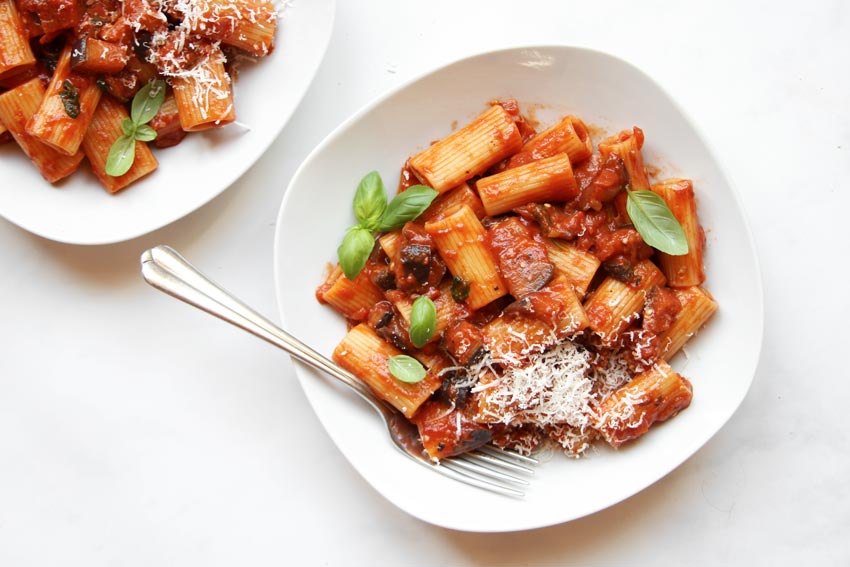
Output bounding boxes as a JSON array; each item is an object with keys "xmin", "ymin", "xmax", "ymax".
[{"xmin": 140, "ymin": 245, "xmax": 383, "ymax": 412}]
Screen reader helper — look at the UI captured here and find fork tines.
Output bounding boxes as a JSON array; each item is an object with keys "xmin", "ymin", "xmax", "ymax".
[{"xmin": 438, "ymin": 446, "xmax": 537, "ymax": 497}]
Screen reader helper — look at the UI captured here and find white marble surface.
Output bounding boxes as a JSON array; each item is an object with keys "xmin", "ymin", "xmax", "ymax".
[{"xmin": 1, "ymin": 1, "xmax": 848, "ymax": 565}]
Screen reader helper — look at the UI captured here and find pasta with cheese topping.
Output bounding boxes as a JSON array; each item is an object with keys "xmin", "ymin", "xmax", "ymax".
[
  {"xmin": 317, "ymin": 100, "xmax": 717, "ymax": 462},
  {"xmin": 0, "ymin": 0, "xmax": 278, "ymax": 192}
]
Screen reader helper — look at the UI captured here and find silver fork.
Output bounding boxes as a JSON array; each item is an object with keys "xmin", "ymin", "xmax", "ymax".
[{"xmin": 140, "ymin": 245, "xmax": 536, "ymax": 497}]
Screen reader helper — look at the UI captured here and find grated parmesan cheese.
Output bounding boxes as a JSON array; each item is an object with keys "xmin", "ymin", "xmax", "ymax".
[{"xmin": 471, "ymin": 333, "xmax": 599, "ymax": 429}]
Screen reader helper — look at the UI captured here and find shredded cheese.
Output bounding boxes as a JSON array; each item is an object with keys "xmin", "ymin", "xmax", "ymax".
[{"xmin": 471, "ymin": 336, "xmax": 598, "ymax": 429}]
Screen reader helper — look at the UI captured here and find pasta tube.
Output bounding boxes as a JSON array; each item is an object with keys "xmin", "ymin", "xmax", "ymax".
[
  {"xmin": 27, "ymin": 42, "xmax": 102, "ymax": 156},
  {"xmin": 658, "ymin": 286, "xmax": 718, "ymax": 359},
  {"xmin": 0, "ymin": 0, "xmax": 35, "ymax": 80},
  {"xmin": 0, "ymin": 78, "xmax": 83, "ymax": 183},
  {"xmin": 507, "ymin": 115, "xmax": 593, "ymax": 169},
  {"xmin": 409, "ymin": 104, "xmax": 522, "ymax": 193},
  {"xmin": 171, "ymin": 44, "xmax": 236, "ymax": 131},
  {"xmin": 595, "ymin": 360, "xmax": 693, "ymax": 447},
  {"xmin": 583, "ymin": 260, "xmax": 666, "ymax": 344},
  {"xmin": 651, "ymin": 178, "xmax": 705, "ymax": 287},
  {"xmin": 333, "ymin": 324, "xmax": 443, "ymax": 419},
  {"xmin": 477, "ymin": 153, "xmax": 579, "ymax": 216},
  {"xmin": 424, "ymin": 204, "xmax": 508, "ymax": 310},
  {"xmin": 81, "ymin": 96, "xmax": 158, "ymax": 193}
]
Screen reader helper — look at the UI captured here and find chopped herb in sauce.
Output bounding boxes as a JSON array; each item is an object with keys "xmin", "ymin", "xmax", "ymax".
[
  {"xmin": 59, "ymin": 80, "xmax": 80, "ymax": 119},
  {"xmin": 451, "ymin": 276, "xmax": 471, "ymax": 302}
]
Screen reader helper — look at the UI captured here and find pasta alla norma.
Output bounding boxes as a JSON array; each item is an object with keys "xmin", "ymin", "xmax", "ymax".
[
  {"xmin": 317, "ymin": 99, "xmax": 718, "ymax": 462},
  {"xmin": 0, "ymin": 0, "xmax": 277, "ymax": 192}
]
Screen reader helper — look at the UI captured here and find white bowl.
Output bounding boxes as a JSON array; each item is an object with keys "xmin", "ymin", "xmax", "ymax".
[
  {"xmin": 0, "ymin": 0, "xmax": 335, "ymax": 245},
  {"xmin": 274, "ymin": 45, "xmax": 763, "ymax": 532}
]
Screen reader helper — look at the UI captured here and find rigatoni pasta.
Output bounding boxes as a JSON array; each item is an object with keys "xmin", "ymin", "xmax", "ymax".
[
  {"xmin": 0, "ymin": 78, "xmax": 84, "ymax": 183},
  {"xmin": 477, "ymin": 153, "xmax": 579, "ymax": 216},
  {"xmin": 595, "ymin": 360, "xmax": 693, "ymax": 447},
  {"xmin": 424, "ymin": 203, "xmax": 508, "ymax": 310},
  {"xmin": 542, "ymin": 239, "xmax": 600, "ymax": 298},
  {"xmin": 409, "ymin": 104, "xmax": 523, "ymax": 193},
  {"xmin": 651, "ymin": 178, "xmax": 706, "ymax": 287},
  {"xmin": 507, "ymin": 115, "xmax": 593, "ymax": 169},
  {"xmin": 172, "ymin": 0, "xmax": 278, "ymax": 56},
  {"xmin": 599, "ymin": 127, "xmax": 651, "ymax": 192},
  {"xmin": 317, "ymin": 265, "xmax": 386, "ymax": 322},
  {"xmin": 0, "ymin": 0, "xmax": 35, "ymax": 80},
  {"xmin": 170, "ymin": 42, "xmax": 236, "ymax": 131},
  {"xmin": 317, "ymin": 99, "xmax": 718, "ymax": 463},
  {"xmin": 333, "ymin": 324, "xmax": 444, "ymax": 419},
  {"xmin": 26, "ymin": 42, "xmax": 101, "ymax": 156},
  {"xmin": 81, "ymin": 96, "xmax": 158, "ymax": 193},
  {"xmin": 583, "ymin": 260, "xmax": 666, "ymax": 345},
  {"xmin": 658, "ymin": 286, "xmax": 718, "ymax": 359}
]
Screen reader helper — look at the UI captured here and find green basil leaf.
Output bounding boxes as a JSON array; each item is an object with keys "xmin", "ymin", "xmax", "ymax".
[
  {"xmin": 59, "ymin": 80, "xmax": 80, "ymax": 119},
  {"xmin": 626, "ymin": 190, "xmax": 689, "ymax": 256},
  {"xmin": 337, "ymin": 226, "xmax": 375, "ymax": 279},
  {"xmin": 134, "ymin": 124, "xmax": 157, "ymax": 142},
  {"xmin": 105, "ymin": 135, "xmax": 136, "ymax": 177},
  {"xmin": 450, "ymin": 276, "xmax": 471, "ymax": 302},
  {"xmin": 375, "ymin": 185, "xmax": 438, "ymax": 232},
  {"xmin": 387, "ymin": 354, "xmax": 427, "ymax": 384},
  {"xmin": 408, "ymin": 296, "xmax": 437, "ymax": 348},
  {"xmin": 121, "ymin": 118, "xmax": 136, "ymax": 138},
  {"xmin": 131, "ymin": 79, "xmax": 166, "ymax": 125},
  {"xmin": 353, "ymin": 171, "xmax": 387, "ymax": 230}
]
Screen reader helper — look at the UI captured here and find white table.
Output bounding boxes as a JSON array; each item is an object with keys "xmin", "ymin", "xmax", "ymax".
[{"xmin": 2, "ymin": 1, "xmax": 847, "ymax": 564}]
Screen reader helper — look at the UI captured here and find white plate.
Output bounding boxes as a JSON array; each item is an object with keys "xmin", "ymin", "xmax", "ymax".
[
  {"xmin": 274, "ymin": 46, "xmax": 763, "ymax": 532},
  {"xmin": 0, "ymin": 0, "xmax": 335, "ymax": 245}
]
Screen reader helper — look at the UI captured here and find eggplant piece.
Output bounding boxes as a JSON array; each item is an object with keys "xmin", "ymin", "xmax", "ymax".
[
  {"xmin": 484, "ymin": 216, "xmax": 554, "ymax": 297},
  {"xmin": 393, "ymin": 223, "xmax": 446, "ymax": 293},
  {"xmin": 367, "ymin": 301, "xmax": 413, "ymax": 352},
  {"xmin": 70, "ymin": 37, "xmax": 128, "ymax": 75}
]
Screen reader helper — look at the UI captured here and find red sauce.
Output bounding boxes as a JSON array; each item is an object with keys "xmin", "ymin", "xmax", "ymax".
[
  {"xmin": 593, "ymin": 228, "xmax": 653, "ymax": 263},
  {"xmin": 396, "ymin": 159, "xmax": 421, "ymax": 193},
  {"xmin": 642, "ymin": 286, "xmax": 682, "ymax": 335},
  {"xmin": 18, "ymin": 0, "xmax": 82, "ymax": 35}
]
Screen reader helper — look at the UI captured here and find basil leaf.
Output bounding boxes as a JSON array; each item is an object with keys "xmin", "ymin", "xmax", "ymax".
[
  {"xmin": 451, "ymin": 276, "xmax": 470, "ymax": 302},
  {"xmin": 375, "ymin": 185, "xmax": 438, "ymax": 232},
  {"xmin": 409, "ymin": 296, "xmax": 437, "ymax": 348},
  {"xmin": 105, "ymin": 135, "xmax": 136, "ymax": 177},
  {"xmin": 337, "ymin": 226, "xmax": 375, "ymax": 279},
  {"xmin": 121, "ymin": 118, "xmax": 136, "ymax": 138},
  {"xmin": 134, "ymin": 124, "xmax": 157, "ymax": 142},
  {"xmin": 387, "ymin": 355, "xmax": 427, "ymax": 384},
  {"xmin": 353, "ymin": 171, "xmax": 387, "ymax": 231},
  {"xmin": 59, "ymin": 80, "xmax": 80, "ymax": 119},
  {"xmin": 131, "ymin": 79, "xmax": 166, "ymax": 125},
  {"xmin": 626, "ymin": 190, "xmax": 689, "ymax": 256}
]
